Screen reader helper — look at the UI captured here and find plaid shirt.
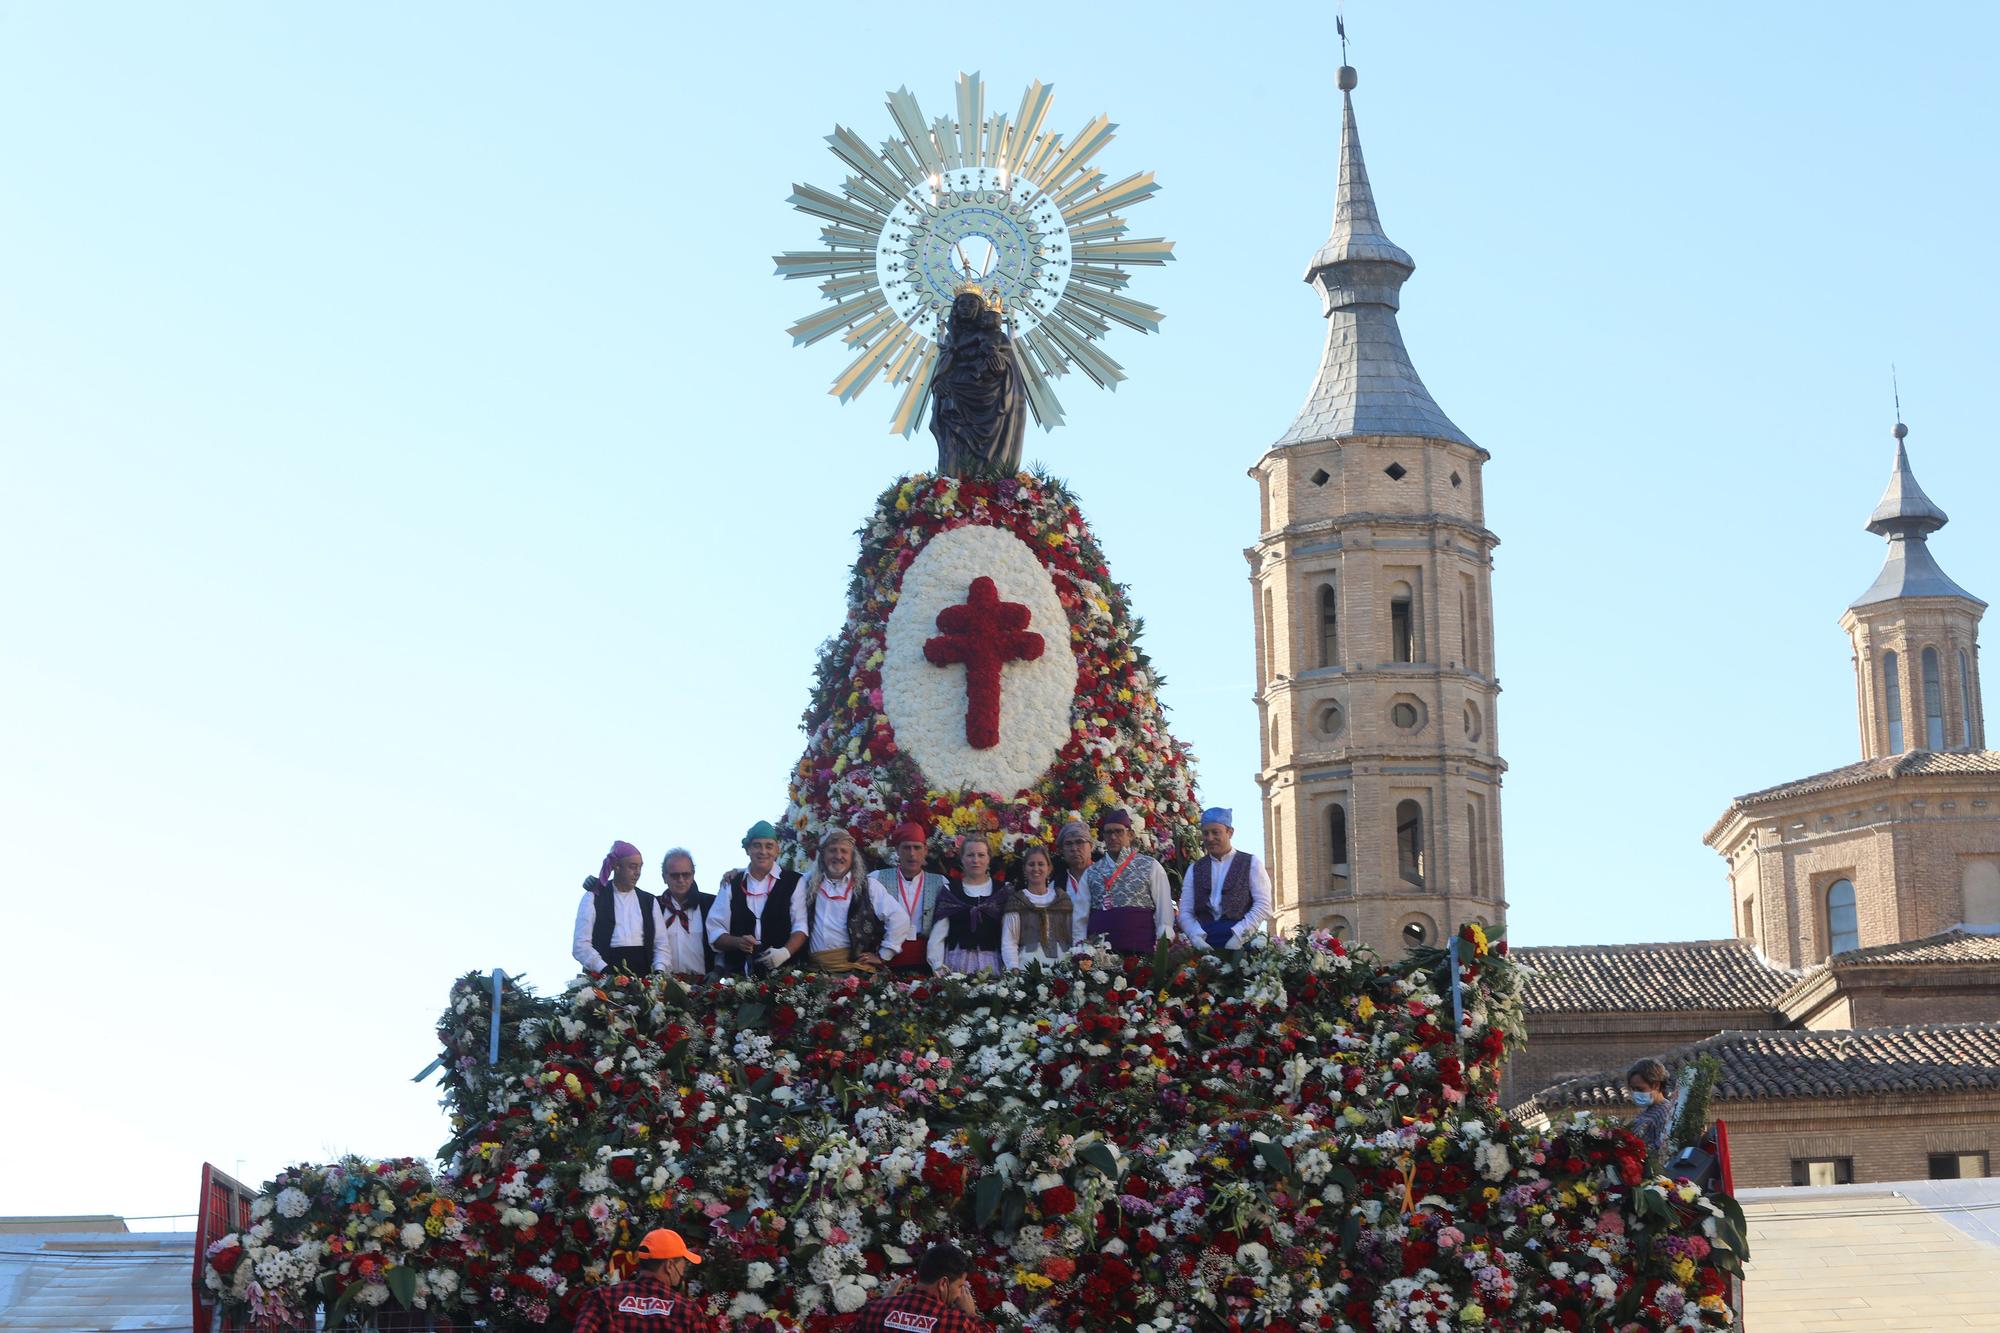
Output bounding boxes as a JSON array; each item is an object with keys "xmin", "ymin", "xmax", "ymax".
[
  {"xmin": 852, "ymin": 1288, "xmax": 986, "ymax": 1333},
  {"xmin": 570, "ymin": 1275, "xmax": 713, "ymax": 1333}
]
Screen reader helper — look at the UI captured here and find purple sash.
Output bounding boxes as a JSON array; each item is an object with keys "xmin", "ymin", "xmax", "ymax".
[{"xmin": 1089, "ymin": 904, "xmax": 1157, "ymax": 954}]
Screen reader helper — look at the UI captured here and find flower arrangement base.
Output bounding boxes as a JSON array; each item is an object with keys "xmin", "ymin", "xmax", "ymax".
[
  {"xmin": 204, "ymin": 932, "xmax": 1747, "ymax": 1331},
  {"xmin": 779, "ymin": 472, "xmax": 1200, "ymax": 870}
]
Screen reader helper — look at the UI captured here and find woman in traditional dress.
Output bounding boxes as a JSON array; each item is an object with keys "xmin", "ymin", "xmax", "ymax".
[
  {"xmin": 1001, "ymin": 845, "xmax": 1081, "ymax": 970},
  {"xmin": 926, "ymin": 835, "xmax": 1011, "ymax": 976}
]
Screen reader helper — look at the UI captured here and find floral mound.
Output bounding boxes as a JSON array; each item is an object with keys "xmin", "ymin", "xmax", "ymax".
[
  {"xmin": 205, "ymin": 930, "xmax": 1747, "ymax": 1330},
  {"xmin": 777, "ymin": 472, "xmax": 1200, "ymax": 871}
]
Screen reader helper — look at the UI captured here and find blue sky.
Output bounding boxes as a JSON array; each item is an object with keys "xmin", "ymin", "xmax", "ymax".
[{"xmin": 2, "ymin": 3, "xmax": 1995, "ymax": 1219}]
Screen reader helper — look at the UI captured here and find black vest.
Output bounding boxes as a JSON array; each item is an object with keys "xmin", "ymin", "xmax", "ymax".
[
  {"xmin": 722, "ymin": 870, "xmax": 800, "ymax": 975},
  {"xmin": 592, "ymin": 884, "xmax": 657, "ymax": 963},
  {"xmin": 805, "ymin": 877, "xmax": 886, "ymax": 960}
]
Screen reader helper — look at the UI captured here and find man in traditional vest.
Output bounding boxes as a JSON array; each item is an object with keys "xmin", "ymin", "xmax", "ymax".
[
  {"xmin": 1081, "ymin": 809, "xmax": 1174, "ymax": 955},
  {"xmin": 1178, "ymin": 806, "xmax": 1273, "ymax": 952},
  {"xmin": 657, "ymin": 847, "xmax": 715, "ymax": 978},
  {"xmin": 705, "ymin": 821, "xmax": 806, "ymax": 977},
  {"xmin": 795, "ymin": 827, "xmax": 910, "ymax": 973},
  {"xmin": 573, "ymin": 840, "xmax": 667, "ymax": 976},
  {"xmin": 871, "ymin": 822, "xmax": 945, "ymax": 973}
]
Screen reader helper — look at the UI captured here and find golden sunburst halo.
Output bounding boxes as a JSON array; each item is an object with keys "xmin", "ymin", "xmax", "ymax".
[{"xmin": 774, "ymin": 72, "xmax": 1174, "ymax": 436}]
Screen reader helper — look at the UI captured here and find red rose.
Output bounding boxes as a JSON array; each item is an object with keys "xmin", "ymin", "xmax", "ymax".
[
  {"xmin": 609, "ymin": 1156, "xmax": 637, "ymax": 1181},
  {"xmin": 208, "ymin": 1244, "xmax": 244, "ymax": 1276},
  {"xmin": 1039, "ymin": 1184, "xmax": 1077, "ymax": 1216}
]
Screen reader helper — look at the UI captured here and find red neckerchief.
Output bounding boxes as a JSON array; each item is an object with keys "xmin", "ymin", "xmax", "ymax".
[
  {"xmin": 742, "ymin": 870, "xmax": 775, "ymax": 899},
  {"xmin": 819, "ymin": 874, "xmax": 853, "ymax": 903},
  {"xmin": 663, "ymin": 894, "xmax": 695, "ymax": 932},
  {"xmin": 1098, "ymin": 851, "xmax": 1139, "ymax": 910},
  {"xmin": 895, "ymin": 869, "xmax": 926, "ymax": 920}
]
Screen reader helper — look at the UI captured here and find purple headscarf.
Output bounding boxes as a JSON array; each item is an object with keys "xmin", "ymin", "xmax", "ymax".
[{"xmin": 599, "ymin": 840, "xmax": 643, "ymax": 885}]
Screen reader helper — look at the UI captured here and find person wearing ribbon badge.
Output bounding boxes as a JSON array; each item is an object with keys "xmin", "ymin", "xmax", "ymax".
[
  {"xmin": 795, "ymin": 827, "xmax": 909, "ymax": 973},
  {"xmin": 707, "ymin": 821, "xmax": 806, "ymax": 977},
  {"xmin": 870, "ymin": 822, "xmax": 946, "ymax": 973},
  {"xmin": 1081, "ymin": 809, "xmax": 1175, "ymax": 954},
  {"xmin": 1178, "ymin": 806, "xmax": 1273, "ymax": 953}
]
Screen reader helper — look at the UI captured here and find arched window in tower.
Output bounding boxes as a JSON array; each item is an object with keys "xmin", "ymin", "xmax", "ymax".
[
  {"xmin": 1390, "ymin": 582, "xmax": 1415, "ymax": 663},
  {"xmin": 1960, "ymin": 649, "xmax": 1974, "ymax": 749},
  {"xmin": 1319, "ymin": 581, "xmax": 1339, "ymax": 669},
  {"xmin": 1923, "ymin": 647, "xmax": 1946, "ymax": 751},
  {"xmin": 1328, "ymin": 803, "xmax": 1349, "ymax": 879},
  {"xmin": 1260, "ymin": 588, "xmax": 1276, "ymax": 683},
  {"xmin": 1824, "ymin": 878, "xmax": 1858, "ymax": 957},
  {"xmin": 1460, "ymin": 572, "xmax": 1480, "ymax": 673},
  {"xmin": 1466, "ymin": 800, "xmax": 1481, "ymax": 895},
  {"xmin": 1883, "ymin": 651, "xmax": 1904, "ymax": 753},
  {"xmin": 1395, "ymin": 798, "xmax": 1425, "ymax": 886}
]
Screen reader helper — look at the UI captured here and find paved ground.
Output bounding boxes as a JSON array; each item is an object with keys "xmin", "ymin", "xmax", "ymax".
[{"xmin": 1740, "ymin": 1179, "xmax": 2000, "ymax": 1330}]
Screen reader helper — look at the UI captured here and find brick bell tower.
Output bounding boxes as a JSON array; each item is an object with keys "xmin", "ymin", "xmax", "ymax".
[{"xmin": 1247, "ymin": 63, "xmax": 1506, "ymax": 955}]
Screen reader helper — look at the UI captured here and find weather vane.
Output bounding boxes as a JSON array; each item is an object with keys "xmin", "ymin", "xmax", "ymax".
[{"xmin": 774, "ymin": 73, "xmax": 1175, "ymax": 436}]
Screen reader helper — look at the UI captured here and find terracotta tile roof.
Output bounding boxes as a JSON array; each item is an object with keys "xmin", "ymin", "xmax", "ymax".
[
  {"xmin": 1514, "ymin": 939, "xmax": 1797, "ymax": 1015},
  {"xmin": 1519, "ymin": 1022, "xmax": 2000, "ymax": 1112},
  {"xmin": 1728, "ymin": 750, "xmax": 2000, "ymax": 808},
  {"xmin": 1774, "ymin": 929, "xmax": 2000, "ymax": 1012},
  {"xmin": 1832, "ymin": 927, "xmax": 2000, "ymax": 967}
]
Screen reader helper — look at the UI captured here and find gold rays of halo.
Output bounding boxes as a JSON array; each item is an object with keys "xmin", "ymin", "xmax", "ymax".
[{"xmin": 774, "ymin": 72, "xmax": 1175, "ymax": 436}]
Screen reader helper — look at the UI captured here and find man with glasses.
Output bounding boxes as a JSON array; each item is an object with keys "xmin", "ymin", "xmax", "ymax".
[{"xmin": 657, "ymin": 848, "xmax": 715, "ymax": 978}]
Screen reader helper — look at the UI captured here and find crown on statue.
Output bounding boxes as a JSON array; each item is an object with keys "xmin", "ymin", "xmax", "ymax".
[{"xmin": 951, "ymin": 276, "xmax": 1005, "ymax": 314}]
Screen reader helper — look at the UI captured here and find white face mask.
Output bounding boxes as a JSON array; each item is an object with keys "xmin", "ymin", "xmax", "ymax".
[{"xmin": 1630, "ymin": 1090, "xmax": 1654, "ymax": 1107}]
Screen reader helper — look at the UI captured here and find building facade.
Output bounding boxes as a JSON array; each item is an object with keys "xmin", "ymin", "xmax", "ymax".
[
  {"xmin": 1515, "ymin": 427, "xmax": 2000, "ymax": 1186},
  {"xmin": 1704, "ymin": 430, "xmax": 2000, "ymax": 971},
  {"xmin": 1247, "ymin": 65, "xmax": 1505, "ymax": 955}
]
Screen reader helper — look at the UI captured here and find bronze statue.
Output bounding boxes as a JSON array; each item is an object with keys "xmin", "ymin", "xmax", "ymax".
[{"xmin": 929, "ymin": 291, "xmax": 1027, "ymax": 479}]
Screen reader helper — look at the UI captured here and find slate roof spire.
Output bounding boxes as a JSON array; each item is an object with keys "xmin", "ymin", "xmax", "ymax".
[
  {"xmin": 1851, "ymin": 420, "xmax": 1982, "ymax": 608},
  {"xmin": 1277, "ymin": 64, "xmax": 1472, "ymax": 448}
]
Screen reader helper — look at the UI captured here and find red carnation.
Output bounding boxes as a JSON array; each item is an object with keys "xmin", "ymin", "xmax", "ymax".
[
  {"xmin": 1038, "ymin": 1184, "xmax": 1077, "ymax": 1217},
  {"xmin": 609, "ymin": 1156, "xmax": 637, "ymax": 1182}
]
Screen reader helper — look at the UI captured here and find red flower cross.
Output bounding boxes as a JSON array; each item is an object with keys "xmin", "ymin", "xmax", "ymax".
[{"xmin": 923, "ymin": 576, "xmax": 1044, "ymax": 749}]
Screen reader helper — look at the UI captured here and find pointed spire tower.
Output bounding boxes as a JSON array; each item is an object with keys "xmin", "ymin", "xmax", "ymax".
[
  {"xmin": 1841, "ymin": 420, "xmax": 1986, "ymax": 756},
  {"xmin": 1247, "ymin": 63, "xmax": 1505, "ymax": 956}
]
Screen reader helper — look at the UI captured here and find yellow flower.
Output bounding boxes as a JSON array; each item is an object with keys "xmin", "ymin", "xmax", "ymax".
[
  {"xmin": 1356, "ymin": 997, "xmax": 1377, "ymax": 1021},
  {"xmin": 1459, "ymin": 1303, "xmax": 1487, "ymax": 1325},
  {"xmin": 1468, "ymin": 922, "xmax": 1489, "ymax": 954},
  {"xmin": 1670, "ymin": 1256, "xmax": 1695, "ymax": 1284},
  {"xmin": 895, "ymin": 496, "xmax": 911, "ymax": 511},
  {"xmin": 1016, "ymin": 1270, "xmax": 1053, "ymax": 1291}
]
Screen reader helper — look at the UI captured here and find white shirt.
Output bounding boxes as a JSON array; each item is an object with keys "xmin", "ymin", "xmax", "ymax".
[
  {"xmin": 1177, "ymin": 849, "xmax": 1274, "ymax": 949},
  {"xmin": 927, "ymin": 879, "xmax": 995, "ymax": 971},
  {"xmin": 1059, "ymin": 868, "xmax": 1095, "ymax": 943},
  {"xmin": 873, "ymin": 867, "xmax": 943, "ymax": 939},
  {"xmin": 1001, "ymin": 885, "xmax": 1077, "ymax": 969},
  {"xmin": 657, "ymin": 891, "xmax": 709, "ymax": 975},
  {"xmin": 791, "ymin": 874, "xmax": 912, "ymax": 961},
  {"xmin": 572, "ymin": 887, "xmax": 669, "ymax": 973},
  {"xmin": 705, "ymin": 870, "xmax": 786, "ymax": 951}
]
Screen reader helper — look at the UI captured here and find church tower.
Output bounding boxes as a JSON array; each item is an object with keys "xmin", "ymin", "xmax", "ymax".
[
  {"xmin": 1840, "ymin": 422, "xmax": 1987, "ymax": 757},
  {"xmin": 1247, "ymin": 65, "xmax": 1505, "ymax": 955}
]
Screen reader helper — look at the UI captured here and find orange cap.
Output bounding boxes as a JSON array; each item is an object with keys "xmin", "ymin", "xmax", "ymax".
[{"xmin": 634, "ymin": 1229, "xmax": 702, "ymax": 1264}]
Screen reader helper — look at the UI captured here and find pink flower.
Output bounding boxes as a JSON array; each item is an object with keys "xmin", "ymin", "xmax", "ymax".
[
  {"xmin": 1595, "ymin": 1211, "xmax": 1625, "ymax": 1236},
  {"xmin": 1436, "ymin": 1227, "xmax": 1466, "ymax": 1250}
]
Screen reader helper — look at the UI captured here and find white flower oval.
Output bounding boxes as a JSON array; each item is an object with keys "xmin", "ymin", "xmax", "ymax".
[{"xmin": 882, "ymin": 523, "xmax": 1078, "ymax": 796}]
